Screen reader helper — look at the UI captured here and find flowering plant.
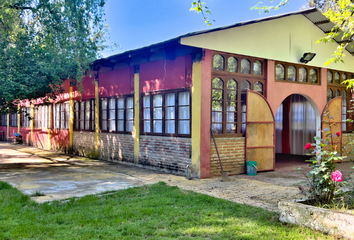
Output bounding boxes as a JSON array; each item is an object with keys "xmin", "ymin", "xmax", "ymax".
[{"xmin": 298, "ymin": 110, "xmax": 346, "ymax": 205}]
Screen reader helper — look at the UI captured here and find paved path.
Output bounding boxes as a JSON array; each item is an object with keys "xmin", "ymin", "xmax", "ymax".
[{"xmin": 1, "ymin": 142, "xmax": 353, "ymax": 212}]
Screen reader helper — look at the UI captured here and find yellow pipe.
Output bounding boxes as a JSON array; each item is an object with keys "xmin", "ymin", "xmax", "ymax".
[
  {"xmin": 48, "ymin": 103, "xmax": 51, "ymax": 150},
  {"xmin": 95, "ymin": 80, "xmax": 99, "ymax": 157},
  {"xmin": 30, "ymin": 103, "xmax": 34, "ymax": 145},
  {"xmin": 134, "ymin": 72, "xmax": 140, "ymax": 164},
  {"xmin": 17, "ymin": 104, "xmax": 20, "ymax": 133},
  {"xmin": 191, "ymin": 60, "xmax": 202, "ymax": 178},
  {"xmin": 69, "ymin": 86, "xmax": 74, "ymax": 153},
  {"xmin": 6, "ymin": 113, "xmax": 9, "ymax": 141}
]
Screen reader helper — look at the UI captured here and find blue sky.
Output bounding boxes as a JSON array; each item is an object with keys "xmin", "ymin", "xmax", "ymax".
[{"xmin": 101, "ymin": 0, "xmax": 309, "ymax": 57}]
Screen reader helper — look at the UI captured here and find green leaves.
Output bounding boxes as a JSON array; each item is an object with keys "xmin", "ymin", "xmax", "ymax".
[
  {"xmin": 0, "ymin": 0, "xmax": 108, "ymax": 113},
  {"xmin": 190, "ymin": 0, "xmax": 214, "ymax": 26}
]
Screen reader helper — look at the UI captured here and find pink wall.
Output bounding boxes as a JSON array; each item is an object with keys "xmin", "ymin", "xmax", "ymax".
[
  {"xmin": 32, "ymin": 129, "xmax": 50, "ymax": 149},
  {"xmin": 200, "ymin": 50, "xmax": 212, "ymax": 178},
  {"xmin": 73, "ymin": 74, "xmax": 96, "ymax": 101},
  {"xmin": 50, "ymin": 129, "xmax": 69, "ymax": 150},
  {"xmin": 20, "ymin": 128, "xmax": 31, "ymax": 145},
  {"xmin": 266, "ymin": 60, "xmax": 327, "ymax": 116},
  {"xmin": 140, "ymin": 55, "xmax": 193, "ymax": 93},
  {"xmin": 99, "ymin": 67, "xmax": 133, "ymax": 97}
]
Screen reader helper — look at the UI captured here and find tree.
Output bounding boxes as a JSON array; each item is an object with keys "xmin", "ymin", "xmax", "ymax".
[{"xmin": 0, "ymin": 0, "xmax": 107, "ymax": 114}]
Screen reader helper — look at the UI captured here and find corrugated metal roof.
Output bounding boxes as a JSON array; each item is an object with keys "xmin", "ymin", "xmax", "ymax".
[{"xmin": 302, "ymin": 10, "xmax": 354, "ymax": 55}]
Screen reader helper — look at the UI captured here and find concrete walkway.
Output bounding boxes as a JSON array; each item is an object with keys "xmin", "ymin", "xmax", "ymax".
[{"xmin": 1, "ymin": 142, "xmax": 353, "ymax": 212}]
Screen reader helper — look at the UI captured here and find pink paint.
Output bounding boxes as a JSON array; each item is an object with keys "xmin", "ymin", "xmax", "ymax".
[
  {"xmin": 50, "ymin": 129, "xmax": 69, "ymax": 150},
  {"xmin": 140, "ymin": 55, "xmax": 191, "ymax": 93},
  {"xmin": 73, "ymin": 74, "xmax": 95, "ymax": 100},
  {"xmin": 200, "ymin": 50, "xmax": 212, "ymax": 178},
  {"xmin": 33, "ymin": 129, "xmax": 50, "ymax": 149},
  {"xmin": 99, "ymin": 67, "xmax": 133, "ymax": 97},
  {"xmin": 266, "ymin": 60, "xmax": 327, "ymax": 117},
  {"xmin": 0, "ymin": 126, "xmax": 7, "ymax": 140},
  {"xmin": 19, "ymin": 128, "xmax": 31, "ymax": 145}
]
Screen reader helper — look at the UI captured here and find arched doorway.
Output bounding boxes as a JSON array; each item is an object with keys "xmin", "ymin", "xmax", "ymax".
[{"xmin": 275, "ymin": 94, "xmax": 321, "ymax": 166}]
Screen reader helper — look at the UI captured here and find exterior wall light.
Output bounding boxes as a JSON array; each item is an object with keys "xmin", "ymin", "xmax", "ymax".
[{"xmin": 300, "ymin": 52, "xmax": 316, "ymax": 64}]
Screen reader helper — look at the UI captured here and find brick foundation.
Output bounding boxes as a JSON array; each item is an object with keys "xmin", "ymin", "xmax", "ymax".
[
  {"xmin": 210, "ymin": 137, "xmax": 245, "ymax": 177},
  {"xmin": 99, "ymin": 133, "xmax": 134, "ymax": 162},
  {"xmin": 73, "ymin": 131, "xmax": 96, "ymax": 157},
  {"xmin": 139, "ymin": 135, "xmax": 191, "ymax": 175}
]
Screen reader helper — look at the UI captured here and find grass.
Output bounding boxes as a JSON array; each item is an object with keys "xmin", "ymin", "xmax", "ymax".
[
  {"xmin": 0, "ymin": 181, "xmax": 335, "ymax": 239},
  {"xmin": 30, "ymin": 191, "xmax": 46, "ymax": 197}
]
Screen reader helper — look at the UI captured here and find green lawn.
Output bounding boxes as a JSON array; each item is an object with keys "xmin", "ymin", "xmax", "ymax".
[{"xmin": 0, "ymin": 181, "xmax": 333, "ymax": 239}]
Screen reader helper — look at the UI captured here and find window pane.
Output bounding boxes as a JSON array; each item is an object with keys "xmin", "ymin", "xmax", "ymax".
[
  {"xmin": 227, "ymin": 90, "xmax": 237, "ymax": 102},
  {"xmin": 241, "ymin": 80, "xmax": 250, "ymax": 91},
  {"xmin": 287, "ymin": 66, "xmax": 296, "ymax": 81},
  {"xmin": 118, "ymin": 110, "xmax": 124, "ymax": 120},
  {"xmin": 213, "ymin": 54, "xmax": 224, "ymax": 71},
  {"xmin": 227, "ymin": 57, "xmax": 237, "ymax": 72},
  {"xmin": 179, "ymin": 106, "xmax": 190, "ymax": 120},
  {"xmin": 165, "ymin": 120, "xmax": 175, "ymax": 134},
  {"xmin": 102, "ymin": 121, "xmax": 107, "ymax": 131},
  {"xmin": 165, "ymin": 107, "xmax": 175, "ymax": 120},
  {"xmin": 327, "ymin": 71, "xmax": 333, "ymax": 83},
  {"xmin": 212, "ymin": 112, "xmax": 222, "ymax": 123},
  {"xmin": 226, "ymin": 124, "xmax": 237, "ymax": 133},
  {"xmin": 253, "ymin": 61, "xmax": 262, "ymax": 75},
  {"xmin": 241, "ymin": 59, "xmax": 250, "ymax": 74},
  {"xmin": 227, "ymin": 79, "xmax": 237, "ymax": 90},
  {"xmin": 102, "ymin": 99, "xmax": 107, "ymax": 110},
  {"xmin": 335, "ymin": 72, "xmax": 340, "ymax": 84},
  {"xmin": 153, "ymin": 108, "xmax": 162, "ymax": 119},
  {"xmin": 109, "ymin": 120, "xmax": 116, "ymax": 131},
  {"xmin": 178, "ymin": 121, "xmax": 190, "ymax": 134},
  {"xmin": 342, "ymin": 73, "xmax": 347, "ymax": 81},
  {"xmin": 212, "ymin": 101, "xmax": 223, "ymax": 111},
  {"xmin": 299, "ymin": 68, "xmax": 307, "ymax": 82},
  {"xmin": 165, "ymin": 93, "xmax": 175, "ymax": 106},
  {"xmin": 118, "ymin": 120, "xmax": 124, "ymax": 132},
  {"xmin": 143, "ymin": 120, "xmax": 151, "ymax": 133},
  {"xmin": 118, "ymin": 98, "xmax": 124, "ymax": 108},
  {"xmin": 227, "ymin": 101, "xmax": 236, "ymax": 111},
  {"xmin": 153, "ymin": 95, "xmax": 162, "ymax": 107},
  {"xmin": 342, "ymin": 91, "xmax": 347, "ymax": 106},
  {"xmin": 126, "ymin": 97, "xmax": 134, "ymax": 108},
  {"xmin": 276, "ymin": 64, "xmax": 285, "ymax": 80},
  {"xmin": 153, "ymin": 120, "xmax": 162, "ymax": 133},
  {"xmin": 327, "ymin": 89, "xmax": 333, "ymax": 102},
  {"xmin": 109, "ymin": 98, "xmax": 115, "ymax": 109},
  {"xmin": 143, "ymin": 96, "xmax": 150, "ymax": 107},
  {"xmin": 254, "ymin": 82, "xmax": 263, "ymax": 94},
  {"xmin": 335, "ymin": 89, "xmax": 340, "ymax": 97},
  {"xmin": 309, "ymin": 69, "xmax": 318, "ymax": 83},
  {"xmin": 212, "ymin": 78, "xmax": 223, "ymax": 89},
  {"xmin": 211, "ymin": 124, "xmax": 222, "ymax": 134},
  {"xmin": 126, "ymin": 109, "xmax": 134, "ymax": 120},
  {"xmin": 212, "ymin": 89, "xmax": 223, "ymax": 101},
  {"xmin": 179, "ymin": 92, "xmax": 190, "ymax": 105}
]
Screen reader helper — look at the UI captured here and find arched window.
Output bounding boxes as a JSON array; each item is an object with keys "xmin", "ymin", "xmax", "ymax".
[
  {"xmin": 342, "ymin": 90, "xmax": 348, "ymax": 131},
  {"xmin": 227, "ymin": 57, "xmax": 237, "ymax": 72},
  {"xmin": 211, "ymin": 78, "xmax": 224, "ymax": 133},
  {"xmin": 275, "ymin": 64, "xmax": 285, "ymax": 80},
  {"xmin": 213, "ymin": 54, "xmax": 224, "ymax": 71},
  {"xmin": 254, "ymin": 81, "xmax": 263, "ymax": 95},
  {"xmin": 342, "ymin": 73, "xmax": 347, "ymax": 81},
  {"xmin": 241, "ymin": 59, "xmax": 251, "ymax": 74},
  {"xmin": 226, "ymin": 79, "xmax": 237, "ymax": 133},
  {"xmin": 287, "ymin": 66, "xmax": 296, "ymax": 81},
  {"xmin": 241, "ymin": 80, "xmax": 250, "ymax": 133},
  {"xmin": 327, "ymin": 89, "xmax": 333, "ymax": 103},
  {"xmin": 299, "ymin": 68, "xmax": 307, "ymax": 82},
  {"xmin": 253, "ymin": 61, "xmax": 262, "ymax": 76},
  {"xmin": 335, "ymin": 89, "xmax": 340, "ymax": 97},
  {"xmin": 327, "ymin": 71, "xmax": 333, "ymax": 83},
  {"xmin": 334, "ymin": 72, "xmax": 340, "ymax": 84},
  {"xmin": 309, "ymin": 69, "xmax": 318, "ymax": 83}
]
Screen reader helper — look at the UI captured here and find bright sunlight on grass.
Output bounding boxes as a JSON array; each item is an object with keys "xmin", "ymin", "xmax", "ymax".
[{"xmin": 0, "ymin": 181, "xmax": 333, "ymax": 239}]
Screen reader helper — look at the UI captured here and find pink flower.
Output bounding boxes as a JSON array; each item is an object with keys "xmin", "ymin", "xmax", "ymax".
[
  {"xmin": 304, "ymin": 143, "xmax": 312, "ymax": 150},
  {"xmin": 336, "ymin": 132, "xmax": 341, "ymax": 137},
  {"xmin": 331, "ymin": 170, "xmax": 343, "ymax": 182},
  {"xmin": 316, "ymin": 151, "xmax": 320, "ymax": 155}
]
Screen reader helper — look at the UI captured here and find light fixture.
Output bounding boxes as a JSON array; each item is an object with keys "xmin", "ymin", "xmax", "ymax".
[{"xmin": 300, "ymin": 52, "xmax": 316, "ymax": 64}]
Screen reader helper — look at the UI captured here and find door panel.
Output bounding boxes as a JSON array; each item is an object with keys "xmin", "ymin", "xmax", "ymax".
[
  {"xmin": 246, "ymin": 91, "xmax": 275, "ymax": 171},
  {"xmin": 322, "ymin": 97, "xmax": 342, "ymax": 156}
]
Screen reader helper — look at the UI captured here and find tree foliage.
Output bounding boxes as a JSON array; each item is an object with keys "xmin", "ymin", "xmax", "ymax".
[{"xmin": 0, "ymin": 0, "xmax": 107, "ymax": 113}]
